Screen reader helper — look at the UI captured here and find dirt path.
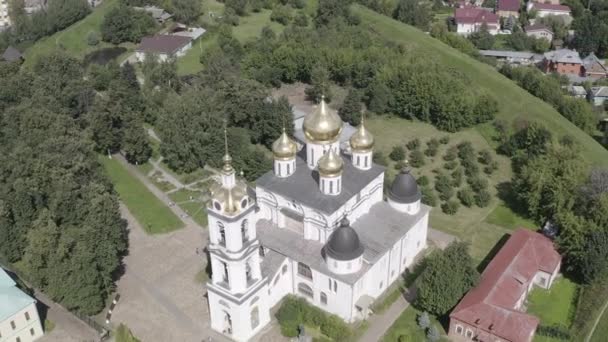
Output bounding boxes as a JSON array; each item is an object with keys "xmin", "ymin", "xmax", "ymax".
[{"xmin": 585, "ymin": 297, "xmax": 608, "ymax": 342}]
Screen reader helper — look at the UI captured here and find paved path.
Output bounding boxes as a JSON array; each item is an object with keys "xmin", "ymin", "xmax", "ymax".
[
  {"xmin": 150, "ymin": 157, "xmax": 186, "ymax": 189},
  {"xmin": 428, "ymin": 227, "xmax": 458, "ymax": 249},
  {"xmin": 359, "ymin": 289, "xmax": 416, "ymax": 342},
  {"xmin": 35, "ymin": 291, "xmax": 100, "ymax": 342},
  {"xmin": 585, "ymin": 297, "xmax": 608, "ymax": 342}
]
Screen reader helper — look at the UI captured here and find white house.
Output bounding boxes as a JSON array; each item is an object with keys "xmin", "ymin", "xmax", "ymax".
[
  {"xmin": 527, "ymin": 2, "xmax": 571, "ymax": 19},
  {"xmin": 0, "ymin": 269, "xmax": 44, "ymax": 342},
  {"xmin": 525, "ymin": 24, "xmax": 554, "ymax": 42},
  {"xmin": 206, "ymin": 98, "xmax": 430, "ymax": 342},
  {"xmin": 135, "ymin": 35, "xmax": 192, "ymax": 62},
  {"xmin": 454, "ymin": 7, "xmax": 500, "ymax": 36}
]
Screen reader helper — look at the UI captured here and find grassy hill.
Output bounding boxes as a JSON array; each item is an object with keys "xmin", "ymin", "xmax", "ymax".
[{"xmin": 353, "ymin": 5, "xmax": 608, "ymax": 167}]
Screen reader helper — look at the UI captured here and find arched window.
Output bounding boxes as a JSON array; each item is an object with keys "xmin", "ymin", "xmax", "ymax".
[
  {"xmin": 259, "ymin": 246, "xmax": 265, "ymax": 257},
  {"xmin": 320, "ymin": 292, "xmax": 327, "ymax": 305},
  {"xmin": 246, "ymin": 260, "xmax": 253, "ymax": 282},
  {"xmin": 251, "ymin": 307, "xmax": 260, "ymax": 329},
  {"xmin": 223, "ymin": 311, "xmax": 232, "ymax": 335},
  {"xmin": 298, "ymin": 283, "xmax": 313, "ymax": 298},
  {"xmin": 297, "ymin": 262, "xmax": 312, "ymax": 280},
  {"xmin": 282, "ymin": 265, "xmax": 288, "ymax": 274},
  {"xmin": 287, "ymin": 163, "xmax": 291, "ymax": 174},
  {"xmin": 333, "ymin": 280, "xmax": 337, "ymax": 292},
  {"xmin": 218, "ymin": 222, "xmax": 226, "ymax": 246},
  {"xmin": 241, "ymin": 219, "xmax": 249, "ymax": 243},
  {"xmin": 365, "ymin": 156, "xmax": 369, "ymax": 167},
  {"xmin": 455, "ymin": 325, "xmax": 463, "ymax": 335}
]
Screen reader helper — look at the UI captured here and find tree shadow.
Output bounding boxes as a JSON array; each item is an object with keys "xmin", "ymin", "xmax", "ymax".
[
  {"xmin": 495, "ymin": 181, "xmax": 532, "ymax": 220},
  {"xmin": 476, "ymin": 233, "xmax": 510, "ymax": 273}
]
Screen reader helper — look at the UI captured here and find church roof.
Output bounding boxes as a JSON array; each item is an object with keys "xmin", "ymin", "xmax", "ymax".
[
  {"xmin": 0, "ymin": 268, "xmax": 36, "ymax": 321},
  {"xmin": 256, "ymin": 153, "xmax": 384, "ymax": 215},
  {"xmin": 326, "ymin": 218, "xmax": 364, "ymax": 261},
  {"xmin": 388, "ymin": 168, "xmax": 421, "ymax": 204}
]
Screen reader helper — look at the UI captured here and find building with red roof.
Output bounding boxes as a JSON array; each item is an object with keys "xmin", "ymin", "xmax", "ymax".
[
  {"xmin": 527, "ymin": 1, "xmax": 571, "ymax": 18},
  {"xmin": 496, "ymin": 0, "xmax": 520, "ymax": 18},
  {"xmin": 454, "ymin": 7, "xmax": 500, "ymax": 36},
  {"xmin": 448, "ymin": 229, "xmax": 562, "ymax": 342}
]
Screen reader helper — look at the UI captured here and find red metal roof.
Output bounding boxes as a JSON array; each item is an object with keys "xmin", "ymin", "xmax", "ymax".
[
  {"xmin": 497, "ymin": 0, "xmax": 520, "ymax": 12},
  {"xmin": 454, "ymin": 7, "xmax": 500, "ymax": 24},
  {"xmin": 450, "ymin": 229, "xmax": 561, "ymax": 342},
  {"xmin": 530, "ymin": 2, "xmax": 571, "ymax": 11}
]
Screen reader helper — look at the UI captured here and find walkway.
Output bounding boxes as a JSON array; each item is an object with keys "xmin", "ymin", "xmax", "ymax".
[
  {"xmin": 586, "ymin": 297, "xmax": 608, "ymax": 342},
  {"xmin": 36, "ymin": 291, "xmax": 99, "ymax": 342}
]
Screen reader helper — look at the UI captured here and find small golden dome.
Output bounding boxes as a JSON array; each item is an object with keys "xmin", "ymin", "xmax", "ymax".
[
  {"xmin": 272, "ymin": 128, "xmax": 297, "ymax": 160},
  {"xmin": 209, "ymin": 179, "xmax": 248, "ymax": 214},
  {"xmin": 349, "ymin": 116, "xmax": 374, "ymax": 152},
  {"xmin": 303, "ymin": 96, "xmax": 343, "ymax": 143},
  {"xmin": 318, "ymin": 149, "xmax": 344, "ymax": 177}
]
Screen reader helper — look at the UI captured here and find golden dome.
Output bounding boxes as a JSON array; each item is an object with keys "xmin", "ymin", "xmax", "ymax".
[
  {"xmin": 349, "ymin": 116, "xmax": 374, "ymax": 152},
  {"xmin": 318, "ymin": 149, "xmax": 344, "ymax": 177},
  {"xmin": 209, "ymin": 179, "xmax": 248, "ymax": 214},
  {"xmin": 303, "ymin": 96, "xmax": 343, "ymax": 143},
  {"xmin": 272, "ymin": 128, "xmax": 297, "ymax": 160}
]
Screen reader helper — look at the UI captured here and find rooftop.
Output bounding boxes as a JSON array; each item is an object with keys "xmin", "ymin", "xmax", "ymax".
[
  {"xmin": 591, "ymin": 87, "xmax": 608, "ymax": 97},
  {"xmin": 136, "ymin": 35, "xmax": 192, "ymax": 55},
  {"xmin": 454, "ymin": 7, "xmax": 499, "ymax": 25},
  {"xmin": 479, "ymin": 49, "xmax": 542, "ymax": 59},
  {"xmin": 497, "ymin": 0, "xmax": 520, "ymax": 12},
  {"xmin": 530, "ymin": 2, "xmax": 571, "ymax": 11},
  {"xmin": 256, "ymin": 152, "xmax": 385, "ymax": 215},
  {"xmin": 525, "ymin": 23, "xmax": 552, "ymax": 33},
  {"xmin": 450, "ymin": 229, "xmax": 561, "ymax": 342},
  {"xmin": 0, "ymin": 268, "xmax": 36, "ymax": 322},
  {"xmin": 544, "ymin": 49, "xmax": 582, "ymax": 64}
]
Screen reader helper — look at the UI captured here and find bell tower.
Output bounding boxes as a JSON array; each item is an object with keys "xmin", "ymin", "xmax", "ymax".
[{"xmin": 206, "ymin": 125, "xmax": 270, "ymax": 342}]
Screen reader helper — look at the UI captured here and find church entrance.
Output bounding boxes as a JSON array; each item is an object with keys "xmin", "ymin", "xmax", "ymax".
[{"xmin": 280, "ymin": 208, "xmax": 304, "ymax": 235}]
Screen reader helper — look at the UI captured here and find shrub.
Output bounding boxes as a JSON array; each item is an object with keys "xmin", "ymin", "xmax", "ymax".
[
  {"xmin": 427, "ymin": 138, "xmax": 440, "ymax": 150},
  {"xmin": 417, "ymin": 175, "xmax": 430, "ymax": 186},
  {"xmin": 457, "ymin": 141, "xmax": 475, "ymax": 161},
  {"xmin": 536, "ymin": 324, "xmax": 571, "ymax": 340},
  {"xmin": 294, "ymin": 12, "xmax": 308, "ymax": 26},
  {"xmin": 417, "ymin": 312, "xmax": 430, "ymax": 329},
  {"xmin": 468, "ymin": 175, "xmax": 488, "ymax": 192},
  {"xmin": 464, "ymin": 161, "xmax": 479, "ymax": 177},
  {"xmin": 270, "ymin": 5, "xmax": 292, "ymax": 25},
  {"xmin": 373, "ymin": 151, "xmax": 389, "ymax": 166},
  {"xmin": 424, "ymin": 146, "xmax": 438, "ymax": 157},
  {"xmin": 421, "ymin": 186, "xmax": 437, "ymax": 207},
  {"xmin": 439, "ymin": 136, "xmax": 450, "ymax": 144},
  {"xmin": 390, "ymin": 145, "xmax": 406, "ymax": 161},
  {"xmin": 458, "ymin": 187, "xmax": 475, "ymax": 207},
  {"xmin": 444, "ymin": 160, "xmax": 458, "ymax": 170},
  {"xmin": 427, "ymin": 325, "xmax": 440, "ymax": 342},
  {"xmin": 474, "ymin": 190, "xmax": 492, "ymax": 207},
  {"xmin": 441, "ymin": 200, "xmax": 460, "ymax": 215},
  {"xmin": 409, "ymin": 150, "xmax": 425, "ymax": 167},
  {"xmin": 406, "ymin": 138, "xmax": 421, "ymax": 150},
  {"xmin": 478, "ymin": 149, "xmax": 493, "ymax": 165},
  {"xmin": 87, "ymin": 31, "xmax": 99, "ymax": 46},
  {"xmin": 451, "ymin": 168, "xmax": 463, "ymax": 187},
  {"xmin": 484, "ymin": 161, "xmax": 499, "ymax": 175},
  {"xmin": 394, "ymin": 160, "xmax": 407, "ymax": 170},
  {"xmin": 443, "ymin": 146, "xmax": 458, "ymax": 161}
]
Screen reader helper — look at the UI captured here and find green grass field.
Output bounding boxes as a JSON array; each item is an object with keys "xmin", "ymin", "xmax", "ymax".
[
  {"xmin": 99, "ymin": 156, "xmax": 183, "ymax": 234},
  {"xmin": 23, "ymin": 0, "xmax": 135, "ymax": 66},
  {"xmin": 168, "ymin": 189, "xmax": 208, "ymax": 227},
  {"xmin": 354, "ymin": 5, "xmax": 608, "ymax": 167},
  {"xmin": 382, "ymin": 306, "xmax": 447, "ymax": 342},
  {"xmin": 590, "ymin": 305, "xmax": 608, "ymax": 342},
  {"xmin": 528, "ymin": 277, "xmax": 578, "ymax": 326}
]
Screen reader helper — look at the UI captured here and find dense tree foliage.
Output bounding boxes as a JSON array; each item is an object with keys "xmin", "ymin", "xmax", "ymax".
[
  {"xmin": 101, "ymin": 5, "xmax": 157, "ymax": 44},
  {"xmin": 170, "ymin": 0, "xmax": 201, "ymax": 24},
  {"xmin": 416, "ymin": 242, "xmax": 480, "ymax": 315},
  {"xmin": 0, "ymin": 53, "xmax": 129, "ymax": 314},
  {"xmin": 393, "ymin": 0, "xmax": 432, "ymax": 30}
]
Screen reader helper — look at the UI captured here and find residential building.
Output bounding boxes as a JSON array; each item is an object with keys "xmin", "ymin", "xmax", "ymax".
[
  {"xmin": 0, "ymin": 0, "xmax": 9, "ymax": 30},
  {"xmin": 525, "ymin": 24, "xmax": 553, "ymax": 42},
  {"xmin": 449, "ymin": 229, "xmax": 561, "ymax": 342},
  {"xmin": 496, "ymin": 0, "xmax": 520, "ymax": 18},
  {"xmin": 0, "ymin": 268, "xmax": 44, "ymax": 342},
  {"xmin": 454, "ymin": 7, "xmax": 500, "ymax": 35},
  {"xmin": 590, "ymin": 87, "xmax": 608, "ymax": 106},
  {"xmin": 527, "ymin": 2, "xmax": 571, "ymax": 19},
  {"xmin": 543, "ymin": 49, "xmax": 583, "ymax": 76},
  {"xmin": 206, "ymin": 97, "xmax": 430, "ymax": 342},
  {"xmin": 582, "ymin": 53, "xmax": 608, "ymax": 79},
  {"xmin": 135, "ymin": 35, "xmax": 192, "ymax": 62},
  {"xmin": 479, "ymin": 50, "xmax": 543, "ymax": 66},
  {"xmin": 566, "ymin": 85, "xmax": 587, "ymax": 98}
]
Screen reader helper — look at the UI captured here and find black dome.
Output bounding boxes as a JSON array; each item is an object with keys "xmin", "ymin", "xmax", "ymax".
[
  {"xmin": 388, "ymin": 168, "xmax": 421, "ymax": 204},
  {"xmin": 325, "ymin": 218, "xmax": 364, "ymax": 261}
]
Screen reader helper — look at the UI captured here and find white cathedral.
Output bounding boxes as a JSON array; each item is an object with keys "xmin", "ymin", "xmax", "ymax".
[{"xmin": 206, "ymin": 97, "xmax": 430, "ymax": 341}]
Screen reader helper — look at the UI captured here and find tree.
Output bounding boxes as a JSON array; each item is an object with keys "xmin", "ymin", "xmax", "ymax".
[
  {"xmin": 409, "ymin": 150, "xmax": 425, "ymax": 167},
  {"xmin": 46, "ymin": 0, "xmax": 91, "ymax": 32},
  {"xmin": 441, "ymin": 200, "xmax": 459, "ymax": 214},
  {"xmin": 579, "ymin": 228, "xmax": 608, "ymax": 284},
  {"xmin": 122, "ymin": 117, "xmax": 152, "ymax": 164},
  {"xmin": 427, "ymin": 325, "xmax": 440, "ymax": 342},
  {"xmin": 458, "ymin": 188, "xmax": 475, "ymax": 207},
  {"xmin": 421, "ymin": 186, "xmax": 438, "ymax": 207},
  {"xmin": 305, "ymin": 65, "xmax": 331, "ymax": 103},
  {"xmin": 469, "ymin": 23, "xmax": 495, "ymax": 50},
  {"xmin": 270, "ymin": 5, "xmax": 292, "ymax": 25},
  {"xmin": 315, "ymin": 0, "xmax": 352, "ymax": 26},
  {"xmin": 390, "ymin": 146, "xmax": 406, "ymax": 161},
  {"xmin": 416, "ymin": 242, "xmax": 480, "ymax": 315},
  {"xmin": 338, "ymin": 88, "xmax": 362, "ymax": 125},
  {"xmin": 417, "ymin": 312, "xmax": 431, "ymax": 330},
  {"xmin": 101, "ymin": 6, "xmax": 156, "ymax": 44},
  {"xmin": 393, "ymin": 0, "xmax": 432, "ymax": 30},
  {"xmin": 171, "ymin": 0, "xmax": 201, "ymax": 24}
]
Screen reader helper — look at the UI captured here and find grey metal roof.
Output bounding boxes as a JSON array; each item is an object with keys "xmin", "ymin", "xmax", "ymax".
[
  {"xmin": 261, "ymin": 249, "xmax": 286, "ymax": 278},
  {"xmin": 256, "ymin": 152, "xmax": 385, "ymax": 215},
  {"xmin": 592, "ymin": 87, "xmax": 608, "ymax": 97},
  {"xmin": 479, "ymin": 50, "xmax": 541, "ymax": 59},
  {"xmin": 567, "ymin": 85, "xmax": 587, "ymax": 96},
  {"xmin": 257, "ymin": 201, "xmax": 430, "ymax": 283},
  {"xmin": 388, "ymin": 168, "xmax": 421, "ymax": 204},
  {"xmin": 326, "ymin": 218, "xmax": 364, "ymax": 261},
  {"xmin": 544, "ymin": 49, "xmax": 583, "ymax": 64}
]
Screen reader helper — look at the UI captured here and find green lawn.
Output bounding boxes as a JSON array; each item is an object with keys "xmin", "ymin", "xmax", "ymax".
[
  {"xmin": 168, "ymin": 189, "xmax": 209, "ymax": 227},
  {"xmin": 528, "ymin": 277, "xmax": 578, "ymax": 327},
  {"xmin": 382, "ymin": 306, "xmax": 447, "ymax": 342},
  {"xmin": 23, "ymin": 0, "xmax": 133, "ymax": 66},
  {"xmin": 590, "ymin": 305, "xmax": 608, "ymax": 342},
  {"xmin": 99, "ymin": 156, "xmax": 183, "ymax": 234},
  {"xmin": 485, "ymin": 204, "xmax": 537, "ymax": 230},
  {"xmin": 354, "ymin": 5, "xmax": 608, "ymax": 167}
]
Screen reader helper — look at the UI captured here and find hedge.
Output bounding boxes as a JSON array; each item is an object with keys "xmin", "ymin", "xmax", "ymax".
[{"xmin": 276, "ymin": 295, "xmax": 352, "ymax": 341}]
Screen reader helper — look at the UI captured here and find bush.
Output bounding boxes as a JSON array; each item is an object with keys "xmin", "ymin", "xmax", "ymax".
[
  {"xmin": 484, "ymin": 161, "xmax": 499, "ymax": 175},
  {"xmin": 439, "ymin": 136, "xmax": 450, "ymax": 144},
  {"xmin": 390, "ymin": 145, "xmax": 406, "ymax": 161},
  {"xmin": 406, "ymin": 138, "xmax": 421, "ymax": 150},
  {"xmin": 417, "ymin": 175, "xmax": 430, "ymax": 186},
  {"xmin": 464, "ymin": 161, "xmax": 479, "ymax": 177},
  {"xmin": 474, "ymin": 190, "xmax": 492, "ymax": 207},
  {"xmin": 443, "ymin": 146, "xmax": 458, "ymax": 161},
  {"xmin": 451, "ymin": 168, "xmax": 463, "ymax": 187},
  {"xmin": 427, "ymin": 325, "xmax": 440, "ymax": 342},
  {"xmin": 417, "ymin": 312, "xmax": 430, "ymax": 329},
  {"xmin": 424, "ymin": 146, "xmax": 438, "ymax": 157},
  {"xmin": 427, "ymin": 138, "xmax": 440, "ymax": 150},
  {"xmin": 421, "ymin": 186, "xmax": 437, "ymax": 207},
  {"xmin": 457, "ymin": 141, "xmax": 475, "ymax": 161},
  {"xmin": 458, "ymin": 187, "xmax": 475, "ymax": 207},
  {"xmin": 468, "ymin": 175, "xmax": 488, "ymax": 192},
  {"xmin": 294, "ymin": 13, "xmax": 308, "ymax": 26},
  {"xmin": 394, "ymin": 160, "xmax": 407, "ymax": 170},
  {"xmin": 441, "ymin": 200, "xmax": 460, "ymax": 215},
  {"xmin": 87, "ymin": 31, "xmax": 99, "ymax": 46},
  {"xmin": 373, "ymin": 151, "xmax": 389, "ymax": 166},
  {"xmin": 270, "ymin": 5, "xmax": 292, "ymax": 25},
  {"xmin": 536, "ymin": 324, "xmax": 571, "ymax": 340},
  {"xmin": 444, "ymin": 160, "xmax": 458, "ymax": 170},
  {"xmin": 478, "ymin": 149, "xmax": 493, "ymax": 165},
  {"xmin": 409, "ymin": 150, "xmax": 425, "ymax": 167}
]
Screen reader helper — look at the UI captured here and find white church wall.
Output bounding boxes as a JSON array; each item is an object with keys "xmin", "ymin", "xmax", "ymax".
[{"xmin": 268, "ymin": 260, "xmax": 293, "ymax": 308}]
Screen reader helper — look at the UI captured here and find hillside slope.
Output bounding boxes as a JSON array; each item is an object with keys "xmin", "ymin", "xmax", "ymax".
[{"xmin": 353, "ymin": 5, "xmax": 608, "ymax": 166}]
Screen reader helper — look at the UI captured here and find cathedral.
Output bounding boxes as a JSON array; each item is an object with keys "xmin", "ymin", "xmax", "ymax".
[{"xmin": 206, "ymin": 97, "xmax": 430, "ymax": 342}]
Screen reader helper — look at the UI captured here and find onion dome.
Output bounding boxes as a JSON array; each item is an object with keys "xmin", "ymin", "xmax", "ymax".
[
  {"xmin": 303, "ymin": 95, "xmax": 343, "ymax": 143},
  {"xmin": 272, "ymin": 128, "xmax": 297, "ymax": 160},
  {"xmin": 318, "ymin": 149, "xmax": 343, "ymax": 177},
  {"xmin": 349, "ymin": 116, "xmax": 374, "ymax": 152},
  {"xmin": 388, "ymin": 166, "xmax": 421, "ymax": 204},
  {"xmin": 209, "ymin": 179, "xmax": 248, "ymax": 214},
  {"xmin": 326, "ymin": 217, "xmax": 364, "ymax": 261}
]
